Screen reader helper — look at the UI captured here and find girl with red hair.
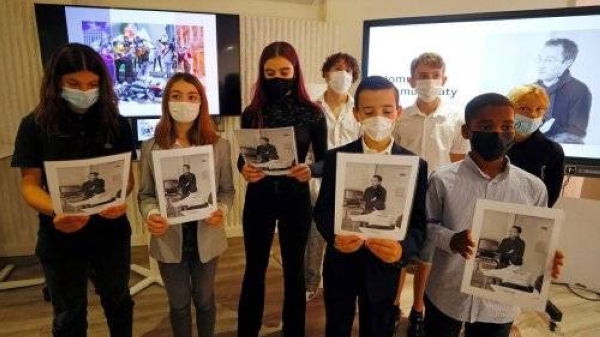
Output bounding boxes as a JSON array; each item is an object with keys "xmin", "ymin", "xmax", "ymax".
[
  {"xmin": 138, "ymin": 72, "xmax": 234, "ymax": 337},
  {"xmin": 237, "ymin": 41, "xmax": 327, "ymax": 337}
]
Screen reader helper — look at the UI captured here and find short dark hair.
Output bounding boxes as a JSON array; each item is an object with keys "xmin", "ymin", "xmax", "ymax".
[
  {"xmin": 260, "ymin": 137, "xmax": 269, "ymax": 142},
  {"xmin": 545, "ymin": 38, "xmax": 578, "ymax": 62},
  {"xmin": 373, "ymin": 175, "xmax": 383, "ymax": 182},
  {"xmin": 513, "ymin": 226, "xmax": 522, "ymax": 234},
  {"xmin": 89, "ymin": 172, "xmax": 99, "ymax": 176},
  {"xmin": 464, "ymin": 93, "xmax": 514, "ymax": 126},
  {"xmin": 183, "ymin": 164, "xmax": 190, "ymax": 170},
  {"xmin": 354, "ymin": 76, "xmax": 399, "ymax": 108},
  {"xmin": 321, "ymin": 52, "xmax": 360, "ymax": 82}
]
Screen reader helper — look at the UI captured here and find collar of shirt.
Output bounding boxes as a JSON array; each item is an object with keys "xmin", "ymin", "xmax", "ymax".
[
  {"xmin": 464, "ymin": 152, "xmax": 512, "ymax": 182},
  {"xmin": 361, "ymin": 136, "xmax": 394, "ymax": 155},
  {"xmin": 316, "ymin": 92, "xmax": 354, "ymax": 124},
  {"xmin": 407, "ymin": 100, "xmax": 445, "ymax": 119}
]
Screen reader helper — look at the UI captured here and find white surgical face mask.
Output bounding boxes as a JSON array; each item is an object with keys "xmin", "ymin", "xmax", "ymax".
[
  {"xmin": 415, "ymin": 79, "xmax": 443, "ymax": 103},
  {"xmin": 328, "ymin": 71, "xmax": 353, "ymax": 95},
  {"xmin": 361, "ymin": 116, "xmax": 394, "ymax": 142},
  {"xmin": 515, "ymin": 114, "xmax": 544, "ymax": 135},
  {"xmin": 61, "ymin": 87, "xmax": 99, "ymax": 111},
  {"xmin": 169, "ymin": 101, "xmax": 200, "ymax": 123}
]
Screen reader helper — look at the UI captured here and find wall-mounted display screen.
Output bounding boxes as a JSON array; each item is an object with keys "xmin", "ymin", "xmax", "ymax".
[
  {"xmin": 363, "ymin": 6, "xmax": 600, "ymax": 167},
  {"xmin": 35, "ymin": 4, "xmax": 241, "ymax": 117}
]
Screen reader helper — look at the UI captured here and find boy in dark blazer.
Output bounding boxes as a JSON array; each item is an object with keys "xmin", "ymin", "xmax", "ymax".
[{"xmin": 314, "ymin": 76, "xmax": 428, "ymax": 337}]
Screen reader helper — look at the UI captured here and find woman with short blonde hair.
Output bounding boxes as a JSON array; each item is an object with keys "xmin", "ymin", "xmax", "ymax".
[{"xmin": 506, "ymin": 83, "xmax": 564, "ymax": 207}]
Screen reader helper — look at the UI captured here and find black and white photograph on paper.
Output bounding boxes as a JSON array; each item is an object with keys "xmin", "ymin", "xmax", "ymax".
[
  {"xmin": 234, "ymin": 127, "xmax": 298, "ymax": 176},
  {"xmin": 461, "ymin": 199, "xmax": 563, "ymax": 311},
  {"xmin": 334, "ymin": 153, "xmax": 419, "ymax": 241},
  {"xmin": 151, "ymin": 145, "xmax": 217, "ymax": 225},
  {"xmin": 44, "ymin": 152, "xmax": 131, "ymax": 216}
]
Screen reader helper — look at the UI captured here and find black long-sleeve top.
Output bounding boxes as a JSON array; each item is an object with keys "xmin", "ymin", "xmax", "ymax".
[
  {"xmin": 538, "ymin": 70, "xmax": 592, "ymax": 144},
  {"xmin": 507, "ymin": 130, "xmax": 564, "ymax": 207}
]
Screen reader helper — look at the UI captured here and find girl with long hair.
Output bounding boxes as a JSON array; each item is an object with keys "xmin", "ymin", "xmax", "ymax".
[
  {"xmin": 12, "ymin": 42, "xmax": 135, "ymax": 336},
  {"xmin": 237, "ymin": 41, "xmax": 327, "ymax": 337},
  {"xmin": 138, "ymin": 72, "xmax": 234, "ymax": 337}
]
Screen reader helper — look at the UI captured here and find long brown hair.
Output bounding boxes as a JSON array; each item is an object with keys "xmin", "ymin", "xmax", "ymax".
[
  {"xmin": 34, "ymin": 43, "xmax": 119, "ymax": 135},
  {"xmin": 154, "ymin": 73, "xmax": 218, "ymax": 148}
]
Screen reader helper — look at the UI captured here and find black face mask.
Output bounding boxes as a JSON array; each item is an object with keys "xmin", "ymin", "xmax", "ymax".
[
  {"xmin": 470, "ymin": 131, "xmax": 514, "ymax": 161},
  {"xmin": 264, "ymin": 78, "xmax": 294, "ymax": 99}
]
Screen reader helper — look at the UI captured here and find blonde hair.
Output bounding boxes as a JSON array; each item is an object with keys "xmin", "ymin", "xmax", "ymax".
[
  {"xmin": 506, "ymin": 84, "xmax": 550, "ymax": 107},
  {"xmin": 410, "ymin": 52, "xmax": 445, "ymax": 76}
]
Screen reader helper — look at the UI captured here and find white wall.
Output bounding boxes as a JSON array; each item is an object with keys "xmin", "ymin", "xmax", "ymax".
[{"xmin": 73, "ymin": 0, "xmax": 324, "ymax": 19}]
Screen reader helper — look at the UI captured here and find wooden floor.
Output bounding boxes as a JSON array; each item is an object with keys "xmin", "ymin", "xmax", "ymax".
[{"xmin": 1, "ymin": 237, "xmax": 599, "ymax": 337}]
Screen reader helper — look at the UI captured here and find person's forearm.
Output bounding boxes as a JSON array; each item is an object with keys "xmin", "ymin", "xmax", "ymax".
[
  {"xmin": 427, "ymin": 222, "xmax": 457, "ymax": 254},
  {"xmin": 21, "ymin": 182, "xmax": 54, "ymax": 216}
]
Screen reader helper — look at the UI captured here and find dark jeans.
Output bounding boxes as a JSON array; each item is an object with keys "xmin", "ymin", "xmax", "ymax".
[
  {"xmin": 424, "ymin": 296, "xmax": 513, "ymax": 337},
  {"xmin": 158, "ymin": 252, "xmax": 218, "ymax": 337},
  {"xmin": 237, "ymin": 180, "xmax": 311, "ymax": 337},
  {"xmin": 41, "ymin": 220, "xmax": 133, "ymax": 337}
]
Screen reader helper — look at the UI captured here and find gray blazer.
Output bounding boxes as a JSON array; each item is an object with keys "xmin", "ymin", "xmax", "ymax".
[{"xmin": 138, "ymin": 137, "xmax": 235, "ymax": 263}]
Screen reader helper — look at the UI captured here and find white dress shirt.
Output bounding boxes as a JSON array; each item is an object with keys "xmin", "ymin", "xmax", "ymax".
[
  {"xmin": 425, "ymin": 154, "xmax": 547, "ymax": 324},
  {"xmin": 393, "ymin": 101, "xmax": 469, "ymax": 175},
  {"xmin": 316, "ymin": 92, "xmax": 361, "ymax": 150}
]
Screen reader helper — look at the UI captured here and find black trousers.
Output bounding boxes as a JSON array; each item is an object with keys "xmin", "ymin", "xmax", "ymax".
[
  {"xmin": 322, "ymin": 249, "xmax": 399, "ymax": 337},
  {"xmin": 39, "ymin": 218, "xmax": 134, "ymax": 337},
  {"xmin": 237, "ymin": 179, "xmax": 311, "ymax": 337},
  {"xmin": 424, "ymin": 296, "xmax": 513, "ymax": 337}
]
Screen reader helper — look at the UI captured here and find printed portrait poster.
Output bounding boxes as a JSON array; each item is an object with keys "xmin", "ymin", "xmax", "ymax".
[
  {"xmin": 44, "ymin": 152, "xmax": 131, "ymax": 216},
  {"xmin": 151, "ymin": 145, "xmax": 217, "ymax": 225},
  {"xmin": 334, "ymin": 153, "xmax": 419, "ymax": 241},
  {"xmin": 234, "ymin": 126, "xmax": 298, "ymax": 176},
  {"xmin": 461, "ymin": 199, "xmax": 563, "ymax": 311}
]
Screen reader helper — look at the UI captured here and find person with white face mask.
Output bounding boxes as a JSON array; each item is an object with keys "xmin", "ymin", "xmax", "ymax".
[
  {"xmin": 138, "ymin": 72, "xmax": 234, "ymax": 337},
  {"xmin": 506, "ymin": 84, "xmax": 564, "ymax": 208},
  {"xmin": 12, "ymin": 43, "xmax": 135, "ymax": 337},
  {"xmin": 317, "ymin": 52, "xmax": 361, "ymax": 149},
  {"xmin": 305, "ymin": 52, "xmax": 362, "ymax": 302},
  {"xmin": 392, "ymin": 53, "xmax": 470, "ymax": 337},
  {"xmin": 314, "ymin": 76, "xmax": 428, "ymax": 337}
]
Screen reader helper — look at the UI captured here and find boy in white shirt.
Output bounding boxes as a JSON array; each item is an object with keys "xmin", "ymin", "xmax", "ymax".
[
  {"xmin": 305, "ymin": 53, "xmax": 361, "ymax": 300},
  {"xmin": 392, "ymin": 52, "xmax": 469, "ymax": 337}
]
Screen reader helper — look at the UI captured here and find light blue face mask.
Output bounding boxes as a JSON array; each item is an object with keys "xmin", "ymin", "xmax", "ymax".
[
  {"xmin": 515, "ymin": 114, "xmax": 543, "ymax": 135},
  {"xmin": 61, "ymin": 87, "xmax": 100, "ymax": 111}
]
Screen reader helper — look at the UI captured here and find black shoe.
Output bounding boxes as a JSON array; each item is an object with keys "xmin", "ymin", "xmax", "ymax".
[
  {"xmin": 388, "ymin": 305, "xmax": 402, "ymax": 337},
  {"xmin": 407, "ymin": 309, "xmax": 425, "ymax": 337}
]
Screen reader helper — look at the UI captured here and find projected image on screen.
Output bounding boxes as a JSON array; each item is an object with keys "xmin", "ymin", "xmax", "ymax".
[
  {"xmin": 364, "ymin": 9, "xmax": 600, "ymax": 161},
  {"xmin": 65, "ymin": 7, "xmax": 219, "ymax": 117}
]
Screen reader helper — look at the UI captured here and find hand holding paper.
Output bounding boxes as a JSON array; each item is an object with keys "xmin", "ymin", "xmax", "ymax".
[
  {"xmin": 335, "ymin": 234, "xmax": 364, "ymax": 253},
  {"xmin": 365, "ymin": 238, "xmax": 402, "ymax": 263},
  {"xmin": 287, "ymin": 163, "xmax": 311, "ymax": 182},
  {"xmin": 552, "ymin": 250, "xmax": 565, "ymax": 279},
  {"xmin": 53, "ymin": 214, "xmax": 90, "ymax": 233},
  {"xmin": 99, "ymin": 203, "xmax": 127, "ymax": 219},
  {"xmin": 242, "ymin": 163, "xmax": 266, "ymax": 183},
  {"xmin": 206, "ymin": 209, "xmax": 224, "ymax": 228},
  {"xmin": 146, "ymin": 214, "xmax": 168, "ymax": 236},
  {"xmin": 450, "ymin": 229, "xmax": 476, "ymax": 259}
]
